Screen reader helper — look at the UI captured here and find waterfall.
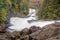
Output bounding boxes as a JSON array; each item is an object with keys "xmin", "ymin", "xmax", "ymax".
[
  {"xmin": 7, "ymin": 8, "xmax": 38, "ymax": 32},
  {"xmin": 7, "ymin": 8, "xmax": 60, "ymax": 32}
]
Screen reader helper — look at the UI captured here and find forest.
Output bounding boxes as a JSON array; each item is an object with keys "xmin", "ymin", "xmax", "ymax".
[
  {"xmin": 0, "ymin": 0, "xmax": 29, "ymax": 24},
  {"xmin": 37, "ymin": 0, "xmax": 60, "ymax": 20},
  {"xmin": 0, "ymin": 0, "xmax": 60, "ymax": 24}
]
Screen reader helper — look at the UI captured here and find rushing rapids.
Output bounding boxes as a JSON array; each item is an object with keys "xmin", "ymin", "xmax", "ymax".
[{"xmin": 7, "ymin": 8, "xmax": 60, "ymax": 32}]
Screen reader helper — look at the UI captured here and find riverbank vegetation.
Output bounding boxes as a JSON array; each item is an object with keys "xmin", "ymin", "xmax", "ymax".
[
  {"xmin": 0, "ymin": 0, "xmax": 29, "ymax": 24},
  {"xmin": 37, "ymin": 0, "xmax": 60, "ymax": 20}
]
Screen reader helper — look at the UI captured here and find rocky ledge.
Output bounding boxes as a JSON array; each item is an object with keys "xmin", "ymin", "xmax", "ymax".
[{"xmin": 0, "ymin": 22, "xmax": 60, "ymax": 40}]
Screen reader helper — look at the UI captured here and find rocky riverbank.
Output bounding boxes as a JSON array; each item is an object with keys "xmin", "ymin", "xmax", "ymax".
[{"xmin": 0, "ymin": 22, "xmax": 60, "ymax": 40}]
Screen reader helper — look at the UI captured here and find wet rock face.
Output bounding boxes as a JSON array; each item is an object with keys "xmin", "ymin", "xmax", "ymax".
[
  {"xmin": 20, "ymin": 28, "xmax": 29, "ymax": 36},
  {"xmin": 29, "ymin": 26, "xmax": 41, "ymax": 34},
  {"xmin": 20, "ymin": 26, "xmax": 41, "ymax": 36}
]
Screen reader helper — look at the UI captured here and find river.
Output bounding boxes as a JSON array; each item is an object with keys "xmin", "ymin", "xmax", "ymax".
[{"xmin": 7, "ymin": 8, "xmax": 60, "ymax": 32}]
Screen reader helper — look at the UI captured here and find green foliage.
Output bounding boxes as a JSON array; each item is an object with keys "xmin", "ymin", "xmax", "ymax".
[
  {"xmin": 0, "ymin": 0, "xmax": 7, "ymax": 23},
  {"xmin": 9, "ymin": 0, "xmax": 29, "ymax": 15},
  {"xmin": 37, "ymin": 0, "xmax": 60, "ymax": 20},
  {"xmin": 19, "ymin": 0, "xmax": 29, "ymax": 15},
  {"xmin": 0, "ymin": 0, "xmax": 29, "ymax": 23},
  {"xmin": 6, "ymin": 0, "xmax": 12, "ymax": 5},
  {"xmin": 0, "ymin": 8, "xmax": 7, "ymax": 23}
]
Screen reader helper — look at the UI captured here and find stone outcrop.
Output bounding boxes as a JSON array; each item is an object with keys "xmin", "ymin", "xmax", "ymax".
[
  {"xmin": 0, "ymin": 22, "xmax": 60, "ymax": 40},
  {"xmin": 29, "ymin": 22, "xmax": 60, "ymax": 40},
  {"xmin": 29, "ymin": 26, "xmax": 41, "ymax": 34},
  {"xmin": 20, "ymin": 28, "xmax": 29, "ymax": 36}
]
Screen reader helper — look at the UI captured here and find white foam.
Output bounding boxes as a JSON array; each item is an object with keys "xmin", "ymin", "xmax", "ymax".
[{"xmin": 7, "ymin": 8, "xmax": 60, "ymax": 32}]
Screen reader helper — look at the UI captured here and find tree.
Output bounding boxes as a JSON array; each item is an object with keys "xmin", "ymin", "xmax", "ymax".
[
  {"xmin": 0, "ymin": 0, "xmax": 7, "ymax": 24},
  {"xmin": 19, "ymin": 0, "xmax": 29, "ymax": 15},
  {"xmin": 37, "ymin": 0, "xmax": 60, "ymax": 20},
  {"xmin": 0, "ymin": 0, "xmax": 29, "ymax": 24}
]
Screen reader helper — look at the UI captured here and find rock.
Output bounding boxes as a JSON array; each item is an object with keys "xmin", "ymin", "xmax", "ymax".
[
  {"xmin": 54, "ymin": 22, "xmax": 60, "ymax": 26},
  {"xmin": 0, "ymin": 32, "xmax": 12, "ymax": 40},
  {"xmin": 10, "ymin": 31, "xmax": 20, "ymax": 40},
  {"xmin": 21, "ymin": 35, "xmax": 29, "ymax": 40},
  {"xmin": 19, "ymin": 26, "xmax": 41, "ymax": 40},
  {"xmin": 0, "ymin": 25, "xmax": 6, "ymax": 33},
  {"xmin": 30, "ymin": 30, "xmax": 41, "ymax": 40},
  {"xmin": 29, "ymin": 26, "xmax": 41, "ymax": 34},
  {"xmin": 46, "ymin": 35, "xmax": 60, "ymax": 40},
  {"xmin": 0, "ymin": 25, "xmax": 21, "ymax": 40},
  {"xmin": 0, "ymin": 31, "xmax": 21, "ymax": 40},
  {"xmin": 20, "ymin": 28, "xmax": 29, "ymax": 36},
  {"xmin": 29, "ymin": 23, "xmax": 60, "ymax": 40}
]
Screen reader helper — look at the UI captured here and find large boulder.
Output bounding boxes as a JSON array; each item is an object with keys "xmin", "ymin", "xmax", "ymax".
[
  {"xmin": 30, "ymin": 30, "xmax": 41, "ymax": 40},
  {"xmin": 10, "ymin": 31, "xmax": 21, "ymax": 40},
  {"xmin": 20, "ymin": 28, "xmax": 29, "ymax": 36},
  {"xmin": 0, "ymin": 31, "xmax": 20, "ymax": 40},
  {"xmin": 29, "ymin": 26, "xmax": 41, "ymax": 34},
  {"xmin": 30, "ymin": 22, "xmax": 60, "ymax": 40}
]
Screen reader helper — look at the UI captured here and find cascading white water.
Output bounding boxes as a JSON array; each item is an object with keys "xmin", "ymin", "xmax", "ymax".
[{"xmin": 7, "ymin": 8, "xmax": 60, "ymax": 32}]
